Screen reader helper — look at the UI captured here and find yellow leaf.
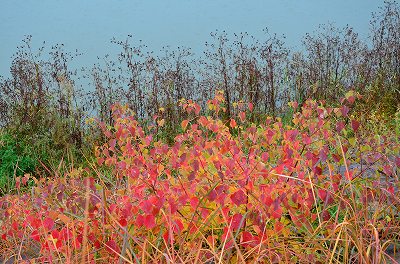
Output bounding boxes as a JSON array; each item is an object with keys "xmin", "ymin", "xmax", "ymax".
[
  {"xmin": 348, "ymin": 137, "xmax": 356, "ymax": 146},
  {"xmin": 157, "ymin": 119, "xmax": 165, "ymax": 127}
]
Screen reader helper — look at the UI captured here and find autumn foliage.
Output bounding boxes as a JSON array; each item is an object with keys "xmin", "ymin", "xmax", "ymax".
[{"xmin": 1, "ymin": 91, "xmax": 399, "ymax": 263}]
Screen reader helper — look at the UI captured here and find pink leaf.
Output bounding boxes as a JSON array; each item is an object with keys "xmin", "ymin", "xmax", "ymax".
[
  {"xmin": 336, "ymin": 121, "xmax": 345, "ymax": 133},
  {"xmin": 144, "ymin": 135, "xmax": 152, "ymax": 146},
  {"xmin": 383, "ymin": 165, "xmax": 392, "ymax": 176},
  {"xmin": 208, "ymin": 189, "xmax": 217, "ymax": 201},
  {"xmin": 190, "ymin": 197, "xmax": 199, "ymax": 209},
  {"xmin": 109, "ymin": 139, "xmax": 116, "ymax": 151},
  {"xmin": 261, "ymin": 152, "xmax": 269, "ymax": 162},
  {"xmin": 341, "ymin": 105, "xmax": 349, "ymax": 117}
]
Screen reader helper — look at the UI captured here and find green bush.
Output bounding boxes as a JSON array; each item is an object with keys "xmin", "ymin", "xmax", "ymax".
[{"xmin": 0, "ymin": 133, "xmax": 37, "ymax": 195}]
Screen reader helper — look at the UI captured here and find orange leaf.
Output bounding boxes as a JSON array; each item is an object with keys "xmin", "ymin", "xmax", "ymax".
[
  {"xmin": 58, "ymin": 214, "xmax": 72, "ymax": 224},
  {"xmin": 230, "ymin": 118, "xmax": 237, "ymax": 128},
  {"xmin": 181, "ymin": 120, "xmax": 189, "ymax": 131}
]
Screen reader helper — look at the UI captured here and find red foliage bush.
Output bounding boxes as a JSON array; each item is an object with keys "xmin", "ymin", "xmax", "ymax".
[{"xmin": 0, "ymin": 91, "xmax": 399, "ymax": 263}]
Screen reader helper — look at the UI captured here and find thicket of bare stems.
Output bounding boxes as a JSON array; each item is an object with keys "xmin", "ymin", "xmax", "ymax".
[{"xmin": 0, "ymin": 1, "xmax": 398, "ymax": 149}]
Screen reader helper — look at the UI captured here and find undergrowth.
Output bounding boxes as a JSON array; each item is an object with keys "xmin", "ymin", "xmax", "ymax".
[{"xmin": 0, "ymin": 91, "xmax": 399, "ymax": 263}]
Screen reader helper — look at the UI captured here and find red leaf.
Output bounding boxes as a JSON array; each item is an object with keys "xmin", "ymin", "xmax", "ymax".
[
  {"xmin": 27, "ymin": 214, "xmax": 41, "ymax": 229},
  {"xmin": 342, "ymin": 146, "xmax": 348, "ymax": 154},
  {"xmin": 201, "ymin": 208, "xmax": 210, "ymax": 218},
  {"xmin": 119, "ymin": 218, "xmax": 127, "ymax": 227},
  {"xmin": 117, "ymin": 161, "xmax": 127, "ymax": 170},
  {"xmin": 105, "ymin": 240, "xmax": 120, "ymax": 256},
  {"xmin": 31, "ymin": 230, "xmax": 40, "ymax": 242},
  {"xmin": 140, "ymin": 200, "xmax": 153, "ymax": 214},
  {"xmin": 274, "ymin": 221, "xmax": 284, "ymax": 233},
  {"xmin": 163, "ymin": 231, "xmax": 174, "ymax": 244},
  {"xmin": 97, "ymin": 158, "xmax": 105, "ymax": 166},
  {"xmin": 15, "ymin": 177, "xmax": 20, "ymax": 190},
  {"xmin": 230, "ymin": 213, "xmax": 245, "ymax": 230},
  {"xmin": 43, "ymin": 217, "xmax": 54, "ymax": 231},
  {"xmin": 172, "ymin": 219, "xmax": 184, "ymax": 233},
  {"xmin": 11, "ymin": 221, "xmax": 18, "ymax": 231},
  {"xmin": 289, "ymin": 101, "xmax": 298, "ymax": 109},
  {"xmin": 388, "ymin": 185, "xmax": 395, "ymax": 196},
  {"xmin": 248, "ymin": 102, "xmax": 254, "ymax": 112},
  {"xmin": 271, "ymin": 205, "xmax": 282, "ymax": 219},
  {"xmin": 94, "ymin": 240, "xmax": 101, "ymax": 249},
  {"xmin": 347, "ymin": 95, "xmax": 355, "ymax": 104},
  {"xmin": 318, "ymin": 189, "xmax": 327, "ymax": 201},
  {"xmin": 194, "ymin": 104, "xmax": 201, "ymax": 115},
  {"xmin": 143, "ymin": 214, "xmax": 156, "ymax": 229},
  {"xmin": 135, "ymin": 215, "xmax": 144, "ymax": 227},
  {"xmin": 239, "ymin": 111, "xmax": 246, "ymax": 122},
  {"xmin": 22, "ymin": 174, "xmax": 29, "ymax": 185},
  {"xmin": 211, "ymin": 123, "xmax": 219, "ymax": 133},
  {"xmin": 230, "ymin": 190, "xmax": 246, "ymax": 206},
  {"xmin": 332, "ymin": 153, "xmax": 341, "ymax": 162},
  {"xmin": 303, "ymin": 135, "xmax": 312, "ymax": 145},
  {"xmin": 207, "ymin": 235, "xmax": 216, "ymax": 245},
  {"xmin": 241, "ymin": 231, "xmax": 254, "ymax": 247},
  {"xmin": 322, "ymin": 210, "xmax": 331, "ymax": 221},
  {"xmin": 198, "ymin": 116, "xmax": 209, "ymax": 127},
  {"xmin": 314, "ymin": 166, "xmax": 322, "ymax": 175},
  {"xmin": 395, "ymin": 157, "xmax": 400, "ymax": 167},
  {"xmin": 345, "ymin": 171, "xmax": 353, "ymax": 181},
  {"xmin": 351, "ymin": 120, "xmax": 360, "ymax": 132},
  {"xmin": 51, "ymin": 230, "xmax": 60, "ymax": 240}
]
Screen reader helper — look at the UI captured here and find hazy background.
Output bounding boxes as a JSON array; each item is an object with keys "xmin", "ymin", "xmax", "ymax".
[{"xmin": 0, "ymin": 0, "xmax": 382, "ymax": 78}]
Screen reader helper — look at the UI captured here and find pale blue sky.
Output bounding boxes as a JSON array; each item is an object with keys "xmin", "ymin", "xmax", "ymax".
[{"xmin": 0, "ymin": 0, "xmax": 383, "ymax": 77}]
